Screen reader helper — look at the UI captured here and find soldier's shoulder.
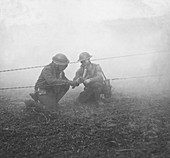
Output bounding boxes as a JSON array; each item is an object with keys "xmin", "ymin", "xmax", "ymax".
[
  {"xmin": 91, "ymin": 63, "xmax": 102, "ymax": 72},
  {"xmin": 91, "ymin": 63, "xmax": 101, "ymax": 68},
  {"xmin": 42, "ymin": 64, "xmax": 52, "ymax": 72},
  {"xmin": 91, "ymin": 62, "xmax": 99, "ymax": 66}
]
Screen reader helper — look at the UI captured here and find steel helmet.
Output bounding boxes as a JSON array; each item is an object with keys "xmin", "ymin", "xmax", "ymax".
[
  {"xmin": 78, "ymin": 52, "xmax": 92, "ymax": 62},
  {"xmin": 52, "ymin": 53, "xmax": 70, "ymax": 65}
]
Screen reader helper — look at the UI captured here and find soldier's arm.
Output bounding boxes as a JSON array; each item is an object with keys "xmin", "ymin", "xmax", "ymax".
[
  {"xmin": 42, "ymin": 68, "xmax": 68, "ymax": 85},
  {"xmin": 72, "ymin": 68, "xmax": 85, "ymax": 88},
  {"xmin": 73, "ymin": 68, "xmax": 82, "ymax": 82}
]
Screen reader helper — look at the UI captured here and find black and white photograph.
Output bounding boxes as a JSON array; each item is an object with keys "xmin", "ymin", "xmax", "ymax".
[{"xmin": 0, "ymin": 0, "xmax": 170, "ymax": 157}]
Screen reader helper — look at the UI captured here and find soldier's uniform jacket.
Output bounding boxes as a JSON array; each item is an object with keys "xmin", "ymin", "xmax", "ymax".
[
  {"xmin": 35, "ymin": 63, "xmax": 68, "ymax": 91},
  {"xmin": 73, "ymin": 63, "xmax": 104, "ymax": 86}
]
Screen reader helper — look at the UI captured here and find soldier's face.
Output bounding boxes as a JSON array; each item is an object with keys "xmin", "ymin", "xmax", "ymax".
[
  {"xmin": 57, "ymin": 64, "xmax": 68, "ymax": 72},
  {"xmin": 81, "ymin": 59, "xmax": 90, "ymax": 66}
]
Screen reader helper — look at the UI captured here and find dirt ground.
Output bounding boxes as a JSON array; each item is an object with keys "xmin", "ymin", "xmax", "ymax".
[{"xmin": 0, "ymin": 90, "xmax": 170, "ymax": 158}]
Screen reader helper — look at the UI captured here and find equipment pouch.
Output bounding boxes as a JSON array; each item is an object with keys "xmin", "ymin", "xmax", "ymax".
[{"xmin": 103, "ymin": 79, "xmax": 112, "ymax": 98}]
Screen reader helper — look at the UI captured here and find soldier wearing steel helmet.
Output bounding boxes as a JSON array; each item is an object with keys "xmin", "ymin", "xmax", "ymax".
[
  {"xmin": 73, "ymin": 52, "xmax": 105, "ymax": 106},
  {"xmin": 29, "ymin": 53, "xmax": 76, "ymax": 111}
]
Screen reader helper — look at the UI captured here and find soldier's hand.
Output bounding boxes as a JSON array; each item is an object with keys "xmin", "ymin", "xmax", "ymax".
[
  {"xmin": 84, "ymin": 79, "xmax": 91, "ymax": 84},
  {"xmin": 66, "ymin": 80, "xmax": 74, "ymax": 85},
  {"xmin": 72, "ymin": 81, "xmax": 79, "ymax": 89},
  {"xmin": 78, "ymin": 77, "xmax": 85, "ymax": 83},
  {"xmin": 66, "ymin": 80, "xmax": 78, "ymax": 87}
]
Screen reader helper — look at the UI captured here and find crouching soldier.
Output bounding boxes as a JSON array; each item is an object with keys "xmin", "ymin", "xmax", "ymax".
[
  {"xmin": 29, "ymin": 53, "xmax": 76, "ymax": 111},
  {"xmin": 73, "ymin": 52, "xmax": 107, "ymax": 106}
]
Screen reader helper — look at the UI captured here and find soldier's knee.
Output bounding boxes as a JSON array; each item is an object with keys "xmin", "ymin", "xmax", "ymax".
[
  {"xmin": 65, "ymin": 85, "xmax": 70, "ymax": 91},
  {"xmin": 78, "ymin": 92, "xmax": 88, "ymax": 103},
  {"xmin": 93, "ymin": 83, "xmax": 103, "ymax": 93},
  {"xmin": 61, "ymin": 85, "xmax": 70, "ymax": 92}
]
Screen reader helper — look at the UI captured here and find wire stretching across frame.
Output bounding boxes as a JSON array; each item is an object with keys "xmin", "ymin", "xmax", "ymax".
[
  {"xmin": 0, "ymin": 50, "xmax": 169, "ymax": 90},
  {"xmin": 0, "ymin": 50, "xmax": 169, "ymax": 73},
  {"xmin": 0, "ymin": 74, "xmax": 169, "ymax": 90}
]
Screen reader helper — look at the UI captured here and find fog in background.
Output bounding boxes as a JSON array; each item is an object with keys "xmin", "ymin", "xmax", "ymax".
[{"xmin": 0, "ymin": 0, "xmax": 170, "ymax": 99}]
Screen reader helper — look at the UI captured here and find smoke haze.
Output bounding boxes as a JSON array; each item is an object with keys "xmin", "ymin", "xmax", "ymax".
[{"xmin": 0, "ymin": 0, "xmax": 170, "ymax": 98}]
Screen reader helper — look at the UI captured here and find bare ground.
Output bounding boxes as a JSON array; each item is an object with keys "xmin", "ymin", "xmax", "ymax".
[{"xmin": 0, "ymin": 91, "xmax": 170, "ymax": 158}]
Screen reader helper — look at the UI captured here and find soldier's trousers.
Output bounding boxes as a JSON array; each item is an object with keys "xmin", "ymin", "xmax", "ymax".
[
  {"xmin": 37, "ymin": 85, "xmax": 69, "ymax": 111},
  {"xmin": 78, "ymin": 82, "xmax": 103, "ymax": 103}
]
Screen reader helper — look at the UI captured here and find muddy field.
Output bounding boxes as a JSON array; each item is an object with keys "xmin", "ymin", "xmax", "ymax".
[{"xmin": 0, "ymin": 90, "xmax": 170, "ymax": 158}]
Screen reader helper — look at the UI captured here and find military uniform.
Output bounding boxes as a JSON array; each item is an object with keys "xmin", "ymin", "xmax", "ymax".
[
  {"xmin": 35, "ymin": 63, "xmax": 69, "ymax": 109},
  {"xmin": 30, "ymin": 53, "xmax": 72, "ymax": 111},
  {"xmin": 73, "ymin": 62, "xmax": 104, "ymax": 103}
]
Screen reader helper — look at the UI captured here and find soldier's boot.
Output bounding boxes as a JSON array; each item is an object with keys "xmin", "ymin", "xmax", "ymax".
[
  {"xmin": 24, "ymin": 99, "xmax": 36, "ymax": 108},
  {"xmin": 24, "ymin": 99, "xmax": 44, "ymax": 109},
  {"xmin": 29, "ymin": 93, "xmax": 38, "ymax": 102}
]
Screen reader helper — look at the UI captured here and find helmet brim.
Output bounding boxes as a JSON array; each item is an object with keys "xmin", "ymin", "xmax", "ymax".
[
  {"xmin": 53, "ymin": 61, "xmax": 69, "ymax": 65},
  {"xmin": 77, "ymin": 56, "xmax": 92, "ymax": 62}
]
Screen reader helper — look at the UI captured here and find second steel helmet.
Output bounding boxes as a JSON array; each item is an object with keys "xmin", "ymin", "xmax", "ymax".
[
  {"xmin": 52, "ymin": 53, "xmax": 70, "ymax": 65},
  {"xmin": 78, "ymin": 52, "xmax": 92, "ymax": 62}
]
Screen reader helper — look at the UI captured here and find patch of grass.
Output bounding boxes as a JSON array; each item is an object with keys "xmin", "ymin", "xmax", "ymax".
[{"xmin": 0, "ymin": 91, "xmax": 170, "ymax": 158}]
